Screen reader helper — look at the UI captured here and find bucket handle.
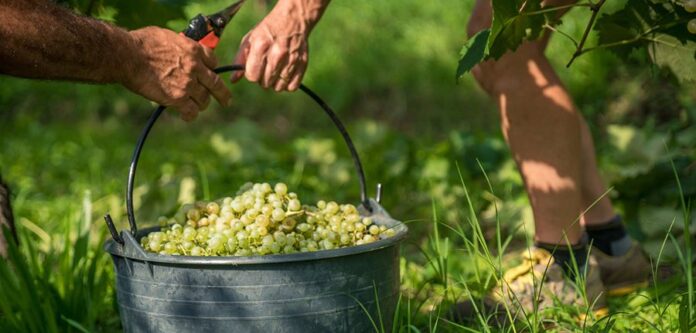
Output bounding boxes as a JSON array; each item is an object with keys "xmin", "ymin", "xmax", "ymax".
[{"xmin": 104, "ymin": 64, "xmax": 372, "ymax": 243}]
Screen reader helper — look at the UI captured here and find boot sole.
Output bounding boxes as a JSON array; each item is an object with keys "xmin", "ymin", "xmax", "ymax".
[{"xmin": 606, "ymin": 281, "xmax": 649, "ymax": 297}]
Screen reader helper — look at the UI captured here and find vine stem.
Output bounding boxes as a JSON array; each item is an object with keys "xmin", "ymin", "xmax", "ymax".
[
  {"xmin": 566, "ymin": 0, "xmax": 606, "ymax": 68},
  {"xmin": 520, "ymin": 2, "xmax": 592, "ymax": 17},
  {"xmin": 572, "ymin": 17, "xmax": 690, "ymax": 57},
  {"xmin": 543, "ymin": 23, "xmax": 578, "ymax": 48}
]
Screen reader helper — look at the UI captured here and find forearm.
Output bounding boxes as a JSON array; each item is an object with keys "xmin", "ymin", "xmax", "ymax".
[
  {"xmin": 272, "ymin": 0, "xmax": 331, "ymax": 34},
  {"xmin": 0, "ymin": 0, "xmax": 139, "ymax": 85}
]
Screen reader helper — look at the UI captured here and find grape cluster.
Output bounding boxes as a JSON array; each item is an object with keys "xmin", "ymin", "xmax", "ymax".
[{"xmin": 140, "ymin": 182, "xmax": 396, "ymax": 256}]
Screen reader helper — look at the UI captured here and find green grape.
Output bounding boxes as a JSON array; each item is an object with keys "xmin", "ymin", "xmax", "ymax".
[
  {"xmin": 149, "ymin": 239, "xmax": 162, "ymax": 252},
  {"xmin": 258, "ymin": 245, "xmax": 270, "ymax": 255},
  {"xmin": 191, "ymin": 246, "xmax": 204, "ymax": 256},
  {"xmin": 226, "ymin": 238, "xmax": 238, "ymax": 252},
  {"xmin": 186, "ymin": 208, "xmax": 201, "ymax": 221},
  {"xmin": 274, "ymin": 182, "xmax": 288, "ymax": 196},
  {"xmin": 369, "ymin": 225, "xmax": 380, "ymax": 236},
  {"xmin": 262, "ymin": 235, "xmax": 274, "ymax": 247},
  {"xmin": 272, "ymin": 208, "xmax": 286, "ymax": 222},
  {"xmin": 171, "ymin": 223, "xmax": 183, "ymax": 233},
  {"xmin": 307, "ymin": 240, "xmax": 318, "ymax": 251},
  {"xmin": 286, "ymin": 234, "xmax": 297, "ymax": 247},
  {"xmin": 322, "ymin": 239, "xmax": 335, "ymax": 250},
  {"xmin": 283, "ymin": 245, "xmax": 296, "ymax": 253},
  {"xmin": 355, "ymin": 223, "xmax": 366, "ymax": 233},
  {"xmin": 288, "ymin": 199, "xmax": 301, "ymax": 211},
  {"xmin": 685, "ymin": 0, "xmax": 696, "ymax": 13},
  {"xmin": 281, "ymin": 218, "xmax": 297, "ymax": 231},
  {"xmin": 256, "ymin": 215, "xmax": 270, "ymax": 227},
  {"xmin": 326, "ymin": 201, "xmax": 339, "ymax": 215},
  {"xmin": 297, "ymin": 223, "xmax": 311, "ymax": 232},
  {"xmin": 164, "ymin": 242, "xmax": 177, "ymax": 254},
  {"xmin": 363, "ymin": 235, "xmax": 376, "ymax": 243},
  {"xmin": 273, "ymin": 231, "xmax": 287, "ymax": 245},
  {"xmin": 261, "ymin": 183, "xmax": 272, "ymax": 193},
  {"xmin": 689, "ymin": 18, "xmax": 696, "ymax": 34},
  {"xmin": 231, "ymin": 200, "xmax": 244, "ymax": 213},
  {"xmin": 261, "ymin": 205, "xmax": 273, "ymax": 216},
  {"xmin": 208, "ymin": 237, "xmax": 224, "ymax": 253},
  {"xmin": 206, "ymin": 202, "xmax": 220, "ymax": 215},
  {"xmin": 158, "ymin": 216, "xmax": 168, "ymax": 228}
]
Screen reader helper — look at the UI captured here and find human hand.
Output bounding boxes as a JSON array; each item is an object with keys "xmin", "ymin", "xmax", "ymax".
[
  {"xmin": 231, "ymin": 1, "xmax": 323, "ymax": 92},
  {"xmin": 124, "ymin": 27, "xmax": 231, "ymax": 121}
]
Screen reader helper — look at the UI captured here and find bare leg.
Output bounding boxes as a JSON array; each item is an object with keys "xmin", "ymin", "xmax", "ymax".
[
  {"xmin": 578, "ymin": 120, "xmax": 615, "ymax": 225},
  {"xmin": 467, "ymin": 0, "xmax": 614, "ymax": 244}
]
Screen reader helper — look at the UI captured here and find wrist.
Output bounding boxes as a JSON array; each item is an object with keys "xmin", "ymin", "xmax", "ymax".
[
  {"xmin": 118, "ymin": 29, "xmax": 149, "ymax": 90},
  {"xmin": 270, "ymin": 0, "xmax": 329, "ymax": 34}
]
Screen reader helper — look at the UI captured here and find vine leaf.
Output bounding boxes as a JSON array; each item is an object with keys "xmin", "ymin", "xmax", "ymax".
[
  {"xmin": 649, "ymin": 34, "xmax": 696, "ymax": 83},
  {"xmin": 487, "ymin": 0, "xmax": 545, "ymax": 59},
  {"xmin": 456, "ymin": 29, "xmax": 490, "ymax": 83}
]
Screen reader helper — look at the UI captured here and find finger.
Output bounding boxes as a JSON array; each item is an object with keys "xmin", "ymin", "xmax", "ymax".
[
  {"xmin": 199, "ymin": 45, "xmax": 218, "ymax": 70},
  {"xmin": 287, "ymin": 61, "xmax": 307, "ymax": 92},
  {"xmin": 244, "ymin": 40, "xmax": 270, "ymax": 83},
  {"xmin": 274, "ymin": 60, "xmax": 298, "ymax": 92},
  {"xmin": 263, "ymin": 46, "xmax": 288, "ymax": 89},
  {"xmin": 231, "ymin": 37, "xmax": 250, "ymax": 83},
  {"xmin": 198, "ymin": 66, "xmax": 231, "ymax": 106},
  {"xmin": 189, "ymin": 83, "xmax": 210, "ymax": 111},
  {"xmin": 274, "ymin": 77, "xmax": 288, "ymax": 92},
  {"xmin": 176, "ymin": 99, "xmax": 199, "ymax": 122}
]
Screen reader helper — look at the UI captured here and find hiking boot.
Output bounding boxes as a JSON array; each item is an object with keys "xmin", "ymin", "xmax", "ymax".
[
  {"xmin": 490, "ymin": 247, "xmax": 608, "ymax": 318},
  {"xmin": 592, "ymin": 241, "xmax": 651, "ymax": 296}
]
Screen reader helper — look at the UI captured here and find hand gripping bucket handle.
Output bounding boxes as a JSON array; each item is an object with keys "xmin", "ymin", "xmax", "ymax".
[{"xmin": 104, "ymin": 64, "xmax": 374, "ymax": 245}]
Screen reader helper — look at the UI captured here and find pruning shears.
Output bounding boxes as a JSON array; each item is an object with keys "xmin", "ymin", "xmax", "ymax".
[{"xmin": 181, "ymin": 0, "xmax": 246, "ymax": 49}]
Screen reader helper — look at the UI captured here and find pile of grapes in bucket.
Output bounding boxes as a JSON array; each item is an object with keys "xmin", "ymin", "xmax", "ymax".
[{"xmin": 141, "ymin": 182, "xmax": 397, "ymax": 257}]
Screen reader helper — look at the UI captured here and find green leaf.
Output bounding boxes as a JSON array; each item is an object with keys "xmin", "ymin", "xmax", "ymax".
[
  {"xmin": 487, "ymin": 0, "xmax": 544, "ymax": 59},
  {"xmin": 648, "ymin": 33, "xmax": 696, "ymax": 83},
  {"xmin": 456, "ymin": 29, "xmax": 490, "ymax": 82}
]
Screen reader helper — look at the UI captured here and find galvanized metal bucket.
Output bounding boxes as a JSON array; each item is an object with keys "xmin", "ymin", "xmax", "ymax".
[{"xmin": 104, "ymin": 65, "xmax": 408, "ymax": 333}]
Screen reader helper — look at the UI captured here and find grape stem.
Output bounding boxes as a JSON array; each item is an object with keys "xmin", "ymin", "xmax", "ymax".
[
  {"xmin": 286, "ymin": 210, "xmax": 306, "ymax": 217},
  {"xmin": 566, "ymin": 0, "xmax": 606, "ymax": 68}
]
